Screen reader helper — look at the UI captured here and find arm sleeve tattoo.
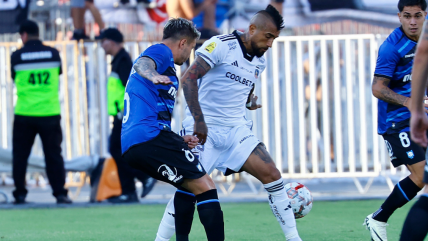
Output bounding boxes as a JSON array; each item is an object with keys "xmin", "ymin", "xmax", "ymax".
[
  {"xmin": 181, "ymin": 56, "xmax": 211, "ymax": 122},
  {"xmin": 372, "ymin": 76, "xmax": 409, "ymax": 106},
  {"xmin": 133, "ymin": 57, "xmax": 159, "ymax": 81}
]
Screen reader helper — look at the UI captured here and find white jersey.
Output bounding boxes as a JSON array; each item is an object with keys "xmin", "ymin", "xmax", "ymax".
[{"xmin": 183, "ymin": 30, "xmax": 266, "ymax": 128}]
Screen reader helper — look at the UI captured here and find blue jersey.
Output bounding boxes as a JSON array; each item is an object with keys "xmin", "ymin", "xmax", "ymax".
[
  {"xmin": 121, "ymin": 44, "xmax": 178, "ymax": 154},
  {"xmin": 374, "ymin": 27, "xmax": 416, "ymax": 135}
]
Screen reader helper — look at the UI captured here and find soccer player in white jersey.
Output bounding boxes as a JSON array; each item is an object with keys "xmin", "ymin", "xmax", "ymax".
[{"xmin": 155, "ymin": 5, "xmax": 302, "ymax": 241}]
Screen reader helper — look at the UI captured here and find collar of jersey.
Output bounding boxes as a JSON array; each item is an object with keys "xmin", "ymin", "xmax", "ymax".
[
  {"xmin": 24, "ymin": 40, "xmax": 43, "ymax": 47},
  {"xmin": 232, "ymin": 30, "xmax": 255, "ymax": 62}
]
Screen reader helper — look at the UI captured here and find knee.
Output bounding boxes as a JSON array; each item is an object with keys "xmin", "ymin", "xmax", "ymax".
[
  {"xmin": 259, "ymin": 166, "xmax": 282, "ymax": 184},
  {"xmin": 409, "ymin": 172, "xmax": 425, "ymax": 188}
]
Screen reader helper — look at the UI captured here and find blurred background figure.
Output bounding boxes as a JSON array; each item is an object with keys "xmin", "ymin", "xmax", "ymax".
[
  {"xmin": 97, "ymin": 28, "xmax": 156, "ymax": 203},
  {"xmin": 270, "ymin": 0, "xmax": 284, "ymax": 14},
  {"xmin": 70, "ymin": 0, "xmax": 105, "ymax": 40},
  {"xmin": 166, "ymin": 0, "xmax": 216, "ymax": 21},
  {"xmin": 10, "ymin": 20, "xmax": 71, "ymax": 205}
]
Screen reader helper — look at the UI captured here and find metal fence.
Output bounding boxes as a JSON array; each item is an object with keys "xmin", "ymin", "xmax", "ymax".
[{"xmin": 0, "ymin": 34, "xmax": 406, "ymax": 194}]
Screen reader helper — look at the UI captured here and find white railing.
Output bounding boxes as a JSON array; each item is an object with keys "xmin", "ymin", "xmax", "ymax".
[{"xmin": 0, "ymin": 35, "xmax": 406, "ymax": 194}]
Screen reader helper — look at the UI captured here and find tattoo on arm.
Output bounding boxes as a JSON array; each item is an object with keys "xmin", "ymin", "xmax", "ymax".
[
  {"xmin": 133, "ymin": 57, "xmax": 159, "ymax": 81},
  {"xmin": 182, "ymin": 56, "xmax": 211, "ymax": 122},
  {"xmin": 252, "ymin": 143, "xmax": 273, "ymax": 164},
  {"xmin": 373, "ymin": 76, "xmax": 409, "ymax": 107}
]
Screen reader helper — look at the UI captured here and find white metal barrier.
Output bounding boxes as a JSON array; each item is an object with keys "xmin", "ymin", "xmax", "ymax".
[{"xmin": 0, "ymin": 35, "xmax": 405, "ymax": 194}]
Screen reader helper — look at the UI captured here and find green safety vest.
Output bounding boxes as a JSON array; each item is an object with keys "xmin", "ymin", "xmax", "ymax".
[
  {"xmin": 108, "ymin": 72, "xmax": 125, "ymax": 116},
  {"xmin": 14, "ymin": 61, "xmax": 61, "ymax": 116}
]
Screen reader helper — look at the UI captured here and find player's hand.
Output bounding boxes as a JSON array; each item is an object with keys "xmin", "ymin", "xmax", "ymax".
[
  {"xmin": 193, "ymin": 120, "xmax": 208, "ymax": 145},
  {"xmin": 410, "ymin": 112, "xmax": 428, "ymax": 147},
  {"xmin": 247, "ymin": 94, "xmax": 262, "ymax": 110},
  {"xmin": 405, "ymin": 97, "xmax": 428, "ymax": 113},
  {"xmin": 152, "ymin": 75, "xmax": 173, "ymax": 85},
  {"xmin": 183, "ymin": 135, "xmax": 199, "ymax": 149}
]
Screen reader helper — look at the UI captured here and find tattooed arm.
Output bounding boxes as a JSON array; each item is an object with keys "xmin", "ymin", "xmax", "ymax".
[
  {"xmin": 133, "ymin": 57, "xmax": 172, "ymax": 85},
  {"xmin": 409, "ymin": 18, "xmax": 428, "ymax": 146},
  {"xmin": 372, "ymin": 76, "xmax": 410, "ymax": 107},
  {"xmin": 181, "ymin": 56, "xmax": 211, "ymax": 144}
]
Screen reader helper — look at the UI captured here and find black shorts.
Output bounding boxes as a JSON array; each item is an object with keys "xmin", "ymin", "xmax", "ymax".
[
  {"xmin": 382, "ymin": 132, "xmax": 426, "ymax": 167},
  {"xmin": 123, "ymin": 130, "xmax": 206, "ymax": 188}
]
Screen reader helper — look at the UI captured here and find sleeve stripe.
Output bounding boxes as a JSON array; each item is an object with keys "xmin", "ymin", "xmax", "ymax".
[
  {"xmin": 374, "ymin": 73, "xmax": 392, "ymax": 79},
  {"xmin": 197, "ymin": 52, "xmax": 216, "ymax": 66}
]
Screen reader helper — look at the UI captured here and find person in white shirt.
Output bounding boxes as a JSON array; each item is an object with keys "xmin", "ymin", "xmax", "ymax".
[{"xmin": 156, "ymin": 5, "xmax": 301, "ymax": 241}]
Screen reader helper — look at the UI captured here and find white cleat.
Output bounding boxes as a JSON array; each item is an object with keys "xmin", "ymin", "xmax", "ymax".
[{"xmin": 363, "ymin": 213, "xmax": 388, "ymax": 241}]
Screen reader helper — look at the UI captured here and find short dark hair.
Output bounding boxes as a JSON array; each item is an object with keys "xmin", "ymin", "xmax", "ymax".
[
  {"xmin": 162, "ymin": 18, "xmax": 201, "ymax": 41},
  {"xmin": 19, "ymin": 20, "xmax": 39, "ymax": 36},
  {"xmin": 398, "ymin": 0, "xmax": 427, "ymax": 12},
  {"xmin": 256, "ymin": 4, "xmax": 284, "ymax": 31}
]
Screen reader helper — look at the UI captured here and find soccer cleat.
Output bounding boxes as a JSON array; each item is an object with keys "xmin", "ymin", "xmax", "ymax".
[{"xmin": 363, "ymin": 213, "xmax": 388, "ymax": 241}]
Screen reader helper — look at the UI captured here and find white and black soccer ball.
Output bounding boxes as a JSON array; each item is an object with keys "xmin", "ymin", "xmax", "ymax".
[{"xmin": 284, "ymin": 182, "xmax": 313, "ymax": 219}]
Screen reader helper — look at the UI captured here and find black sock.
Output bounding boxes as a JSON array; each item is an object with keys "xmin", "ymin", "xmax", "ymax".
[
  {"xmin": 174, "ymin": 188, "xmax": 196, "ymax": 241},
  {"xmin": 400, "ymin": 195, "xmax": 428, "ymax": 241},
  {"xmin": 196, "ymin": 189, "xmax": 225, "ymax": 241},
  {"xmin": 373, "ymin": 177, "xmax": 421, "ymax": 222}
]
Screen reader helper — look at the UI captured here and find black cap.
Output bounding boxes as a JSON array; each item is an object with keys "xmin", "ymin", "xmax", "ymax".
[
  {"xmin": 96, "ymin": 28, "xmax": 124, "ymax": 43},
  {"xmin": 19, "ymin": 20, "xmax": 39, "ymax": 36}
]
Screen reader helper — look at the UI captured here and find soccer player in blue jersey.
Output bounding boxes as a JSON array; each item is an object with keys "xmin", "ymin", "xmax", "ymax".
[
  {"xmin": 121, "ymin": 18, "xmax": 224, "ymax": 241},
  {"xmin": 400, "ymin": 3, "xmax": 428, "ymax": 240},
  {"xmin": 363, "ymin": 1, "xmax": 428, "ymax": 240}
]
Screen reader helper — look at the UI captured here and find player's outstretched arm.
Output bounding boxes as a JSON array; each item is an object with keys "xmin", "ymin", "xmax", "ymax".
[
  {"xmin": 410, "ymin": 19, "xmax": 428, "ymax": 147},
  {"xmin": 372, "ymin": 76, "xmax": 411, "ymax": 108},
  {"xmin": 181, "ymin": 56, "xmax": 211, "ymax": 144},
  {"xmin": 133, "ymin": 57, "xmax": 172, "ymax": 85}
]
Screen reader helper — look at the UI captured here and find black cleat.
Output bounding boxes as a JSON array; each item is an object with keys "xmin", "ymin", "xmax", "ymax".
[
  {"xmin": 56, "ymin": 195, "xmax": 73, "ymax": 204},
  {"xmin": 108, "ymin": 192, "xmax": 139, "ymax": 203}
]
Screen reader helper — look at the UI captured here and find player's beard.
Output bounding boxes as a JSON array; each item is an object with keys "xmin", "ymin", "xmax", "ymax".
[{"xmin": 251, "ymin": 40, "xmax": 267, "ymax": 58}]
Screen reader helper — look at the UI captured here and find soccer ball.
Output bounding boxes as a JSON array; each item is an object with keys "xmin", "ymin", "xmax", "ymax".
[{"xmin": 284, "ymin": 182, "xmax": 313, "ymax": 219}]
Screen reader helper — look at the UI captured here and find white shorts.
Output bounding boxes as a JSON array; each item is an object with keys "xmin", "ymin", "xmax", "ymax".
[{"xmin": 179, "ymin": 121, "xmax": 260, "ymax": 175}]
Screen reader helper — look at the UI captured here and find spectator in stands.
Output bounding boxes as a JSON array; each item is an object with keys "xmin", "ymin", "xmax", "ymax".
[
  {"xmin": 270, "ymin": 0, "xmax": 284, "ymax": 15},
  {"xmin": 71, "ymin": 0, "xmax": 105, "ymax": 40},
  {"xmin": 97, "ymin": 28, "xmax": 156, "ymax": 202},
  {"xmin": 10, "ymin": 20, "xmax": 72, "ymax": 204},
  {"xmin": 166, "ymin": 0, "xmax": 217, "ymax": 21}
]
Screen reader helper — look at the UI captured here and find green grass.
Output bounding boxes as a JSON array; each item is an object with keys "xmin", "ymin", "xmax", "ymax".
[{"xmin": 0, "ymin": 200, "xmax": 415, "ymax": 241}]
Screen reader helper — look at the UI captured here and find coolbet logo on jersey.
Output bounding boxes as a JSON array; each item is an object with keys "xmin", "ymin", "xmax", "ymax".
[
  {"xmin": 403, "ymin": 74, "xmax": 412, "ymax": 82},
  {"xmin": 205, "ymin": 42, "xmax": 217, "ymax": 53}
]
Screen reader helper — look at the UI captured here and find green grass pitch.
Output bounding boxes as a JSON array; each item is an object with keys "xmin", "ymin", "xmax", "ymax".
[{"xmin": 0, "ymin": 200, "xmax": 415, "ymax": 240}]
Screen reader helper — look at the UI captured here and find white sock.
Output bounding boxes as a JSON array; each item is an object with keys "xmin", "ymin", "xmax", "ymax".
[
  {"xmin": 264, "ymin": 179, "xmax": 301, "ymax": 241},
  {"xmin": 155, "ymin": 196, "xmax": 176, "ymax": 241}
]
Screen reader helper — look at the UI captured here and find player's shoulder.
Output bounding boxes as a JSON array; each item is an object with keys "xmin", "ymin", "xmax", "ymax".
[
  {"xmin": 204, "ymin": 33, "xmax": 238, "ymax": 48},
  {"xmin": 382, "ymin": 27, "xmax": 407, "ymax": 51},
  {"xmin": 144, "ymin": 43, "xmax": 170, "ymax": 54}
]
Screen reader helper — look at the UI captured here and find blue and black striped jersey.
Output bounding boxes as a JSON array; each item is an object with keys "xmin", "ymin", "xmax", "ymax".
[
  {"xmin": 121, "ymin": 44, "xmax": 179, "ymax": 154},
  {"xmin": 374, "ymin": 27, "xmax": 417, "ymax": 135}
]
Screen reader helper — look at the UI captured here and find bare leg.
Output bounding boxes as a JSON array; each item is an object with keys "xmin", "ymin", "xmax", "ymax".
[
  {"xmin": 85, "ymin": 1, "xmax": 105, "ymax": 30},
  {"xmin": 241, "ymin": 143, "xmax": 301, "ymax": 241}
]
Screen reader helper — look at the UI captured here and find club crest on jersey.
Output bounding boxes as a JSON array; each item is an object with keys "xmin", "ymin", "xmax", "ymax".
[
  {"xmin": 254, "ymin": 69, "xmax": 260, "ymax": 79},
  {"xmin": 205, "ymin": 42, "xmax": 217, "ymax": 53},
  {"xmin": 407, "ymin": 150, "xmax": 415, "ymax": 159},
  {"xmin": 196, "ymin": 163, "xmax": 203, "ymax": 172},
  {"xmin": 158, "ymin": 164, "xmax": 183, "ymax": 183}
]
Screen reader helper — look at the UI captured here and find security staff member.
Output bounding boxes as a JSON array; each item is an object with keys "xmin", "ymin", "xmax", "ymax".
[
  {"xmin": 97, "ymin": 28, "xmax": 156, "ymax": 202},
  {"xmin": 10, "ymin": 20, "xmax": 71, "ymax": 204}
]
